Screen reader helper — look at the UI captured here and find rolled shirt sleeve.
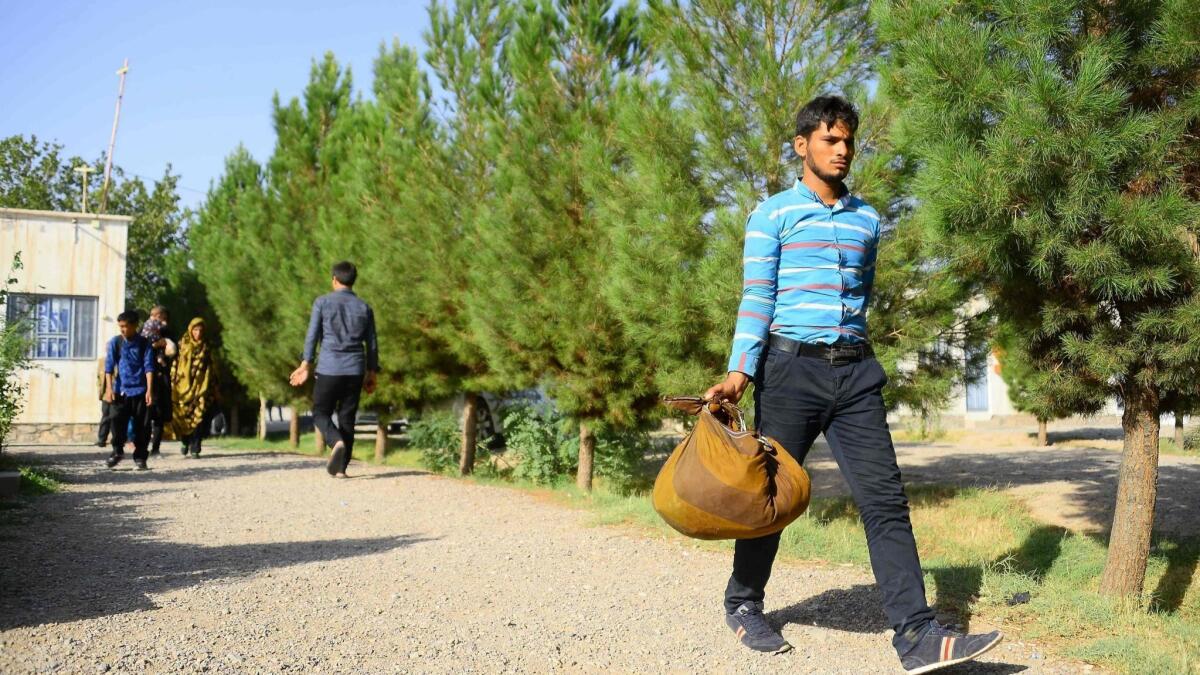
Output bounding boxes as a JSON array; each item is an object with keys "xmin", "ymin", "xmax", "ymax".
[
  {"xmin": 727, "ymin": 207, "xmax": 780, "ymax": 376},
  {"xmin": 142, "ymin": 338, "xmax": 155, "ymax": 374}
]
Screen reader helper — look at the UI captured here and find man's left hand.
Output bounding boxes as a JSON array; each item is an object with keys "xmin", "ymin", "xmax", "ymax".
[{"xmin": 364, "ymin": 371, "xmax": 377, "ymax": 394}]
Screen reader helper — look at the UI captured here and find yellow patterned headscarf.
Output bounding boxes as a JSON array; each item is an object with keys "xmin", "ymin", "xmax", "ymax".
[{"xmin": 169, "ymin": 318, "xmax": 217, "ymax": 438}]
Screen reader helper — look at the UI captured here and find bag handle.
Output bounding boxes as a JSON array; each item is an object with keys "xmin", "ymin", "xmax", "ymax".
[{"xmin": 662, "ymin": 396, "xmax": 747, "ymax": 433}]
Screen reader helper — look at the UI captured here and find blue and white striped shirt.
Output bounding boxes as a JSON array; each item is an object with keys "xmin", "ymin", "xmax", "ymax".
[{"xmin": 727, "ymin": 179, "xmax": 882, "ymax": 376}]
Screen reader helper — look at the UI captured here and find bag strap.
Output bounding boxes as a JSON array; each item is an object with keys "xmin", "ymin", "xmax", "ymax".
[{"xmin": 662, "ymin": 396, "xmax": 747, "ymax": 433}]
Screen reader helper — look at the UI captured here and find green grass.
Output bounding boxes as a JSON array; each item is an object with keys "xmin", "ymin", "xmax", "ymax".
[
  {"xmin": 1159, "ymin": 438, "xmax": 1200, "ymax": 458},
  {"xmin": 0, "ymin": 453, "xmax": 63, "ymax": 498},
  {"xmin": 202, "ymin": 434, "xmax": 1200, "ymax": 673},
  {"xmin": 206, "ymin": 432, "xmax": 424, "ymax": 468}
]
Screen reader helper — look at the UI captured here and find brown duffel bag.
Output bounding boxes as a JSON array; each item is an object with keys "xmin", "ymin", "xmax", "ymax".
[{"xmin": 652, "ymin": 396, "xmax": 810, "ymax": 540}]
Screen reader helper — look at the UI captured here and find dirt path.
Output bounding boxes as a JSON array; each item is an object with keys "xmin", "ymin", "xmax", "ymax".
[
  {"xmin": 799, "ymin": 433, "xmax": 1200, "ymax": 538},
  {"xmin": 0, "ymin": 447, "xmax": 1091, "ymax": 674}
]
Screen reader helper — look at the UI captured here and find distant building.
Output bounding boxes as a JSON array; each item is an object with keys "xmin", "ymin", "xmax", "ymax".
[{"xmin": 2, "ymin": 207, "xmax": 132, "ymax": 444}]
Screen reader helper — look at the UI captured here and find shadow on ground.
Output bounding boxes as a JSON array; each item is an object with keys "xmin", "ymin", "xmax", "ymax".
[{"xmin": 0, "ymin": 449, "xmax": 437, "ymax": 630}]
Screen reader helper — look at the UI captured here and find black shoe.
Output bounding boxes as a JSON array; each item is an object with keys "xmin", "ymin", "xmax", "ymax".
[
  {"xmin": 327, "ymin": 441, "xmax": 346, "ymax": 477},
  {"xmin": 135, "ymin": 460, "xmax": 148, "ymax": 471},
  {"xmin": 181, "ymin": 444, "xmax": 189, "ymax": 456},
  {"xmin": 96, "ymin": 440, "xmax": 107, "ymax": 448},
  {"xmin": 899, "ymin": 620, "xmax": 1002, "ymax": 674},
  {"xmin": 189, "ymin": 451, "xmax": 200, "ymax": 458},
  {"xmin": 105, "ymin": 454, "xmax": 122, "ymax": 469},
  {"xmin": 150, "ymin": 449, "xmax": 160, "ymax": 457},
  {"xmin": 725, "ymin": 602, "xmax": 792, "ymax": 654}
]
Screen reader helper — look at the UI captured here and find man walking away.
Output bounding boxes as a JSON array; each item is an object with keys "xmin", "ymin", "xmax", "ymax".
[
  {"xmin": 289, "ymin": 261, "xmax": 378, "ymax": 477},
  {"xmin": 103, "ymin": 311, "xmax": 156, "ymax": 470},
  {"xmin": 704, "ymin": 96, "xmax": 1001, "ymax": 673}
]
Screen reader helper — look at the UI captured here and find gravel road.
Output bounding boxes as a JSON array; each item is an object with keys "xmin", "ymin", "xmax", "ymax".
[{"xmin": 0, "ymin": 446, "xmax": 1096, "ymax": 674}]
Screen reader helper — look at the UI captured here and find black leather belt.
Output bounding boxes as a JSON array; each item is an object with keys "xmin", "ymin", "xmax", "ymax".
[{"xmin": 769, "ymin": 334, "xmax": 874, "ymax": 363}]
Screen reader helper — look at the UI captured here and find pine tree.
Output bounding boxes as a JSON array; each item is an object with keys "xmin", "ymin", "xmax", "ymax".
[
  {"xmin": 190, "ymin": 148, "xmax": 291, "ymax": 412},
  {"xmin": 994, "ymin": 324, "xmax": 1076, "ymax": 446},
  {"xmin": 876, "ymin": 0, "xmax": 1200, "ymax": 598},
  {"xmin": 423, "ymin": 0, "xmax": 519, "ymax": 473},
  {"xmin": 466, "ymin": 0, "xmax": 655, "ymax": 490}
]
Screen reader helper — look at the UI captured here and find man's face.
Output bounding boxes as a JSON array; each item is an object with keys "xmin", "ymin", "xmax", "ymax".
[
  {"xmin": 793, "ymin": 120, "xmax": 855, "ymax": 183},
  {"xmin": 118, "ymin": 320, "xmax": 137, "ymax": 340}
]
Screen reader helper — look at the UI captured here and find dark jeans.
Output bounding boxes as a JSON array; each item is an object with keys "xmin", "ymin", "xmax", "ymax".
[
  {"xmin": 98, "ymin": 400, "xmax": 114, "ymax": 445},
  {"xmin": 723, "ymin": 349, "xmax": 936, "ymax": 655},
  {"xmin": 110, "ymin": 395, "xmax": 150, "ymax": 462},
  {"xmin": 312, "ymin": 373, "xmax": 363, "ymax": 471}
]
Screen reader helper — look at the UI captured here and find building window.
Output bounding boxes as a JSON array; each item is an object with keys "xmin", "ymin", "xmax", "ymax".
[{"xmin": 4, "ymin": 294, "xmax": 98, "ymax": 360}]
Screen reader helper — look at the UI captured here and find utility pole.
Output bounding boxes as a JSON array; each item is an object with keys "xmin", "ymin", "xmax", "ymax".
[
  {"xmin": 74, "ymin": 165, "xmax": 95, "ymax": 213},
  {"xmin": 100, "ymin": 58, "xmax": 129, "ymax": 214}
]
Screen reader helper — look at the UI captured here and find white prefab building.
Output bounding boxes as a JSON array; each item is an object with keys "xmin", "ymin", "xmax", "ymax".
[{"xmin": 1, "ymin": 207, "xmax": 132, "ymax": 444}]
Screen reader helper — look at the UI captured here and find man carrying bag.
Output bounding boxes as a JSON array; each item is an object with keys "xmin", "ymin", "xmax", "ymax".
[{"xmin": 704, "ymin": 96, "xmax": 1001, "ymax": 674}]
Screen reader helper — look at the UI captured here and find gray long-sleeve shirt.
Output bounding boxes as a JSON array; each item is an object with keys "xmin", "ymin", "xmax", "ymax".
[{"xmin": 303, "ymin": 288, "xmax": 379, "ymax": 376}]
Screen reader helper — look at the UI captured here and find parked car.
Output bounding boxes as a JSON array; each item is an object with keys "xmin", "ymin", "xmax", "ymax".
[{"xmin": 353, "ymin": 411, "xmax": 407, "ymax": 435}]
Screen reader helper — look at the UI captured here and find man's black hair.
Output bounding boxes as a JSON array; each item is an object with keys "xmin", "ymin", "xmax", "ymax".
[
  {"xmin": 795, "ymin": 95, "xmax": 859, "ymax": 139},
  {"xmin": 117, "ymin": 310, "xmax": 140, "ymax": 325},
  {"xmin": 332, "ymin": 261, "xmax": 358, "ymax": 287}
]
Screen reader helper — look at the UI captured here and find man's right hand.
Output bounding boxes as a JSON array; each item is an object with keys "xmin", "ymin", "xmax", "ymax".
[
  {"xmin": 704, "ymin": 371, "xmax": 751, "ymax": 405},
  {"xmin": 103, "ymin": 388, "xmax": 114, "ymax": 404},
  {"xmin": 289, "ymin": 362, "xmax": 310, "ymax": 387}
]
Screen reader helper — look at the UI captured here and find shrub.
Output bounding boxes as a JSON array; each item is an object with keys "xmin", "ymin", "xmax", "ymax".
[
  {"xmin": 594, "ymin": 427, "xmax": 654, "ymax": 495},
  {"xmin": 0, "ymin": 254, "xmax": 33, "ymax": 452},
  {"xmin": 502, "ymin": 405, "xmax": 577, "ymax": 485},
  {"xmin": 408, "ymin": 409, "xmax": 495, "ymax": 475},
  {"xmin": 407, "ymin": 410, "xmax": 461, "ymax": 473},
  {"xmin": 501, "ymin": 404, "xmax": 656, "ymax": 492}
]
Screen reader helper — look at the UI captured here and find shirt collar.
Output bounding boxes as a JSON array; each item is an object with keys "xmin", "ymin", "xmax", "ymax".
[{"xmin": 793, "ymin": 178, "xmax": 853, "ymax": 210}]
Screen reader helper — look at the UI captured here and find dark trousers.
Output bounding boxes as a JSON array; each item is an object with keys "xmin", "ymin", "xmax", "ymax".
[
  {"xmin": 149, "ymin": 374, "xmax": 172, "ymax": 453},
  {"xmin": 110, "ymin": 395, "xmax": 150, "ymax": 462},
  {"xmin": 312, "ymin": 373, "xmax": 363, "ymax": 471},
  {"xmin": 723, "ymin": 349, "xmax": 935, "ymax": 655},
  {"xmin": 178, "ymin": 407, "xmax": 213, "ymax": 456},
  {"xmin": 98, "ymin": 401, "xmax": 114, "ymax": 445}
]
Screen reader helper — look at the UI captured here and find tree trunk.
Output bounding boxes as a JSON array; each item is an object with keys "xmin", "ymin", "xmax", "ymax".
[
  {"xmin": 315, "ymin": 426, "xmax": 325, "ymax": 454},
  {"xmin": 1037, "ymin": 419, "xmax": 1048, "ymax": 446},
  {"xmin": 459, "ymin": 393, "xmax": 479, "ymax": 476},
  {"xmin": 577, "ymin": 422, "xmax": 595, "ymax": 492},
  {"xmin": 375, "ymin": 419, "xmax": 387, "ymax": 463},
  {"xmin": 258, "ymin": 394, "xmax": 268, "ymax": 440},
  {"xmin": 288, "ymin": 413, "xmax": 300, "ymax": 449},
  {"xmin": 1174, "ymin": 413, "xmax": 1184, "ymax": 448},
  {"xmin": 1099, "ymin": 382, "xmax": 1161, "ymax": 598},
  {"xmin": 230, "ymin": 405, "xmax": 240, "ymax": 437}
]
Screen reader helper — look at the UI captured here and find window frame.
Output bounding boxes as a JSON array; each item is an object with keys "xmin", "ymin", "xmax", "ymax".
[{"xmin": 4, "ymin": 293, "xmax": 100, "ymax": 361}]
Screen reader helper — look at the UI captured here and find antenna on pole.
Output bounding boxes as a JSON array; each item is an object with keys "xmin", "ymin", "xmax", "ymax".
[
  {"xmin": 74, "ymin": 165, "xmax": 96, "ymax": 213},
  {"xmin": 99, "ymin": 58, "xmax": 129, "ymax": 214}
]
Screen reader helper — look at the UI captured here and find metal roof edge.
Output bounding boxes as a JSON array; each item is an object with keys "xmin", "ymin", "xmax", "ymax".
[{"xmin": 0, "ymin": 207, "xmax": 135, "ymax": 223}]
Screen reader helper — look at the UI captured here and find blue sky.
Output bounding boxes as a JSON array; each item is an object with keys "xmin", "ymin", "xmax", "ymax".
[{"xmin": 0, "ymin": 0, "xmax": 429, "ymax": 207}]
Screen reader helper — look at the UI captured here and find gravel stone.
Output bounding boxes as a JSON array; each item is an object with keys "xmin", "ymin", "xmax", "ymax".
[{"xmin": 0, "ymin": 446, "xmax": 1100, "ymax": 673}]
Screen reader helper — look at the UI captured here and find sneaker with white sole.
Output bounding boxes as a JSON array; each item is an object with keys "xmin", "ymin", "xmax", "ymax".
[
  {"xmin": 724, "ymin": 601, "xmax": 792, "ymax": 654},
  {"xmin": 899, "ymin": 620, "xmax": 1002, "ymax": 674}
]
